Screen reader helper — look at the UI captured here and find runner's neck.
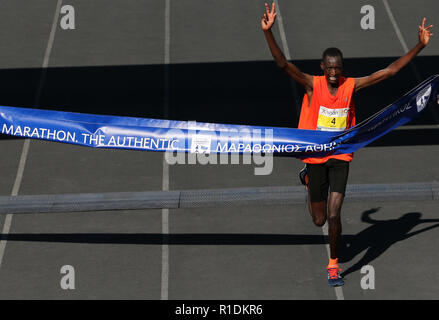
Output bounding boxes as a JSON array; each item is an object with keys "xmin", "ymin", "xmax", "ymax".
[{"xmin": 327, "ymin": 82, "xmax": 339, "ymax": 96}]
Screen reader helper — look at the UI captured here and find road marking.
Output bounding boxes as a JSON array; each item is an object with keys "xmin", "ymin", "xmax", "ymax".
[
  {"xmin": 382, "ymin": 0, "xmax": 439, "ymax": 124},
  {"xmin": 10, "ymin": 139, "xmax": 31, "ymax": 198},
  {"xmin": 382, "ymin": 0, "xmax": 421, "ymax": 81},
  {"xmin": 274, "ymin": 1, "xmax": 345, "ymax": 300},
  {"xmin": 0, "ymin": 214, "xmax": 13, "ymax": 269},
  {"xmin": 35, "ymin": 0, "xmax": 64, "ymax": 104},
  {"xmin": 322, "ymin": 223, "xmax": 344, "ymax": 300},
  {"xmin": 273, "ymin": 1, "xmax": 301, "ymax": 116},
  {"xmin": 0, "ymin": 0, "xmax": 63, "ymax": 269},
  {"xmin": 382, "ymin": 0, "xmax": 409, "ymax": 53},
  {"xmin": 273, "ymin": 1, "xmax": 291, "ymax": 61},
  {"xmin": 161, "ymin": 0, "xmax": 171, "ymax": 301},
  {"xmin": 395, "ymin": 124, "xmax": 439, "ymax": 130}
]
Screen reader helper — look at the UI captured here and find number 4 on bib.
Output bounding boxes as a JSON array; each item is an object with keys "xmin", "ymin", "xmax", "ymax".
[{"xmin": 317, "ymin": 106, "xmax": 349, "ymax": 132}]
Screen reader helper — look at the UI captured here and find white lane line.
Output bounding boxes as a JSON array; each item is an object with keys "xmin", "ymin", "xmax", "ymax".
[
  {"xmin": 382, "ymin": 0, "xmax": 421, "ymax": 81},
  {"xmin": 273, "ymin": 1, "xmax": 301, "ymax": 116},
  {"xmin": 35, "ymin": 0, "xmax": 64, "ymax": 105},
  {"xmin": 382, "ymin": 0, "xmax": 439, "ymax": 123},
  {"xmin": 10, "ymin": 139, "xmax": 31, "ymax": 197},
  {"xmin": 161, "ymin": 157, "xmax": 170, "ymax": 300},
  {"xmin": 382, "ymin": 0, "xmax": 409, "ymax": 53},
  {"xmin": 273, "ymin": 1, "xmax": 291, "ymax": 60},
  {"xmin": 0, "ymin": 214, "xmax": 13, "ymax": 269},
  {"xmin": 161, "ymin": 0, "xmax": 171, "ymax": 301},
  {"xmin": 322, "ymin": 223, "xmax": 344, "ymax": 300},
  {"xmin": 275, "ymin": 0, "xmax": 345, "ymax": 300},
  {"xmin": 0, "ymin": 0, "xmax": 63, "ymax": 270},
  {"xmin": 0, "ymin": 139, "xmax": 31, "ymax": 268},
  {"xmin": 396, "ymin": 124, "xmax": 439, "ymax": 130}
]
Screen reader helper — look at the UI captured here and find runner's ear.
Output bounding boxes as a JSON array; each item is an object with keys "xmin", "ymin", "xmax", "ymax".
[{"xmin": 320, "ymin": 61, "xmax": 325, "ymax": 71}]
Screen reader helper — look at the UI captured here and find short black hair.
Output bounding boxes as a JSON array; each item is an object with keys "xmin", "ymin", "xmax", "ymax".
[{"xmin": 322, "ymin": 47, "xmax": 343, "ymax": 61}]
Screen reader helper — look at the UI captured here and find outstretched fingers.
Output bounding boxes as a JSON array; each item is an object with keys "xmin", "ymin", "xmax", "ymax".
[
  {"xmin": 419, "ymin": 18, "xmax": 434, "ymax": 37},
  {"xmin": 265, "ymin": 2, "xmax": 275, "ymax": 16},
  {"xmin": 262, "ymin": 2, "xmax": 277, "ymax": 30},
  {"xmin": 420, "ymin": 17, "xmax": 433, "ymax": 30},
  {"xmin": 265, "ymin": 3, "xmax": 270, "ymax": 16}
]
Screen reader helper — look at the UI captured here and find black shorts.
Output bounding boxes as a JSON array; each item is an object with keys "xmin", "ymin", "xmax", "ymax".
[{"xmin": 307, "ymin": 159, "xmax": 350, "ymax": 202}]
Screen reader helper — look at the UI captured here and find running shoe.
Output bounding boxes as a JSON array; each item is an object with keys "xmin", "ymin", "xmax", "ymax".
[{"xmin": 327, "ymin": 266, "xmax": 344, "ymax": 287}]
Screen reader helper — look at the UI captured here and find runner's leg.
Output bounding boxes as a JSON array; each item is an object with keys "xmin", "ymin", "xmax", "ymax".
[
  {"xmin": 327, "ymin": 159, "xmax": 349, "ymax": 259},
  {"xmin": 307, "ymin": 163, "xmax": 329, "ymax": 226},
  {"xmin": 327, "ymin": 191, "xmax": 344, "ymax": 259}
]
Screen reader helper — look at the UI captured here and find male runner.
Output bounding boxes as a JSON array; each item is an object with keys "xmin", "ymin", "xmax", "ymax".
[{"xmin": 261, "ymin": 2, "xmax": 433, "ymax": 286}]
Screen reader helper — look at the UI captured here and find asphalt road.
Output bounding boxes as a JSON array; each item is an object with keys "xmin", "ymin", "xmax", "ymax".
[{"xmin": 0, "ymin": 0, "xmax": 438, "ymax": 300}]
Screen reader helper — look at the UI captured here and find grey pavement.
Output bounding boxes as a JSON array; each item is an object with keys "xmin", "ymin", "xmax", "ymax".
[{"xmin": 0, "ymin": 0, "xmax": 437, "ymax": 300}]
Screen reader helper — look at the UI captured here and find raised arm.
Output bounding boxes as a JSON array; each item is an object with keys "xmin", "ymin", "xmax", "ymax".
[
  {"xmin": 261, "ymin": 2, "xmax": 313, "ymax": 90},
  {"xmin": 355, "ymin": 18, "xmax": 433, "ymax": 92}
]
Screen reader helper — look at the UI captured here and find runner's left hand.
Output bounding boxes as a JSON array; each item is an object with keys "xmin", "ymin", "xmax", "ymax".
[{"xmin": 419, "ymin": 18, "xmax": 433, "ymax": 46}]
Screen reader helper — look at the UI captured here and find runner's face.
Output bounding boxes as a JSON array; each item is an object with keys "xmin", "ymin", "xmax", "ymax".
[{"xmin": 321, "ymin": 56, "xmax": 343, "ymax": 85}]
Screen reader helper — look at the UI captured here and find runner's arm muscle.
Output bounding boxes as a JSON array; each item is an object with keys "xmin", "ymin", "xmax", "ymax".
[
  {"xmin": 263, "ymin": 29, "xmax": 313, "ymax": 90},
  {"xmin": 261, "ymin": 2, "xmax": 313, "ymax": 90},
  {"xmin": 355, "ymin": 18, "xmax": 433, "ymax": 92}
]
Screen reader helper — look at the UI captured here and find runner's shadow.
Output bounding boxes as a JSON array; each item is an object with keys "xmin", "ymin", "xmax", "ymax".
[{"xmin": 339, "ymin": 208, "xmax": 439, "ymax": 278}]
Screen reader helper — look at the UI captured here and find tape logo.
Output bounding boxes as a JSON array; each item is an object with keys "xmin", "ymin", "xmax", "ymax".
[
  {"xmin": 416, "ymin": 84, "xmax": 432, "ymax": 112},
  {"xmin": 190, "ymin": 134, "xmax": 211, "ymax": 153}
]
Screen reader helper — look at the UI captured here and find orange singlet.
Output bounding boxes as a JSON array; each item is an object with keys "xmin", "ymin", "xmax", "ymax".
[{"xmin": 298, "ymin": 75, "xmax": 356, "ymax": 164}]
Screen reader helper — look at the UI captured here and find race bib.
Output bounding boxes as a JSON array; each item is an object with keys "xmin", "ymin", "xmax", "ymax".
[{"xmin": 317, "ymin": 106, "xmax": 349, "ymax": 132}]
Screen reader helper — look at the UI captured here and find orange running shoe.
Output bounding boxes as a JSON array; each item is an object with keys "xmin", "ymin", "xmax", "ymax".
[{"xmin": 327, "ymin": 265, "xmax": 344, "ymax": 287}]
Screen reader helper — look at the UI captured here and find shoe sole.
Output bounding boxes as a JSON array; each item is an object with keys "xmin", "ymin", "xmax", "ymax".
[{"xmin": 328, "ymin": 279, "xmax": 345, "ymax": 287}]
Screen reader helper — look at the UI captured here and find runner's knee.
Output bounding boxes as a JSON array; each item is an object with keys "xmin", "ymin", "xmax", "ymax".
[
  {"xmin": 312, "ymin": 216, "xmax": 327, "ymax": 227},
  {"xmin": 328, "ymin": 192, "xmax": 344, "ymax": 215},
  {"xmin": 310, "ymin": 202, "xmax": 327, "ymax": 227},
  {"xmin": 327, "ymin": 214, "xmax": 340, "ymax": 225}
]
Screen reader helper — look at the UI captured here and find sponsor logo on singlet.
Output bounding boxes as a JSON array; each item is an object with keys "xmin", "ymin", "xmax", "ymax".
[{"xmin": 317, "ymin": 106, "xmax": 349, "ymax": 132}]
